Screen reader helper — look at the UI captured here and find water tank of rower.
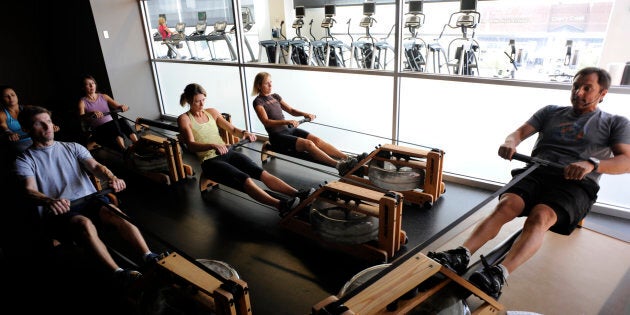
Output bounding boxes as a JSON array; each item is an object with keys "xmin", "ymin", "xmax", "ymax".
[
  {"xmin": 367, "ymin": 159, "xmax": 424, "ymax": 191},
  {"xmin": 309, "ymin": 200, "xmax": 379, "ymax": 245}
]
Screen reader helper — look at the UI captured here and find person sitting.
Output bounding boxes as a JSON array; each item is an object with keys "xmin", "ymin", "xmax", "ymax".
[
  {"xmin": 251, "ymin": 72, "xmax": 364, "ymax": 176},
  {"xmin": 78, "ymin": 75, "xmax": 138, "ymax": 153},
  {"xmin": 178, "ymin": 83, "xmax": 314, "ymax": 216},
  {"xmin": 1, "ymin": 85, "xmax": 60, "ymax": 157},
  {"xmin": 14, "ymin": 105, "xmax": 164, "ymax": 288},
  {"xmin": 427, "ymin": 67, "xmax": 630, "ymax": 299}
]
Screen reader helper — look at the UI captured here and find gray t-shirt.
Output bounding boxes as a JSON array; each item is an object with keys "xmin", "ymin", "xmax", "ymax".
[
  {"xmin": 15, "ymin": 141, "xmax": 97, "ymax": 216},
  {"xmin": 252, "ymin": 93, "xmax": 289, "ymax": 134},
  {"xmin": 527, "ymin": 105, "xmax": 630, "ymax": 182}
]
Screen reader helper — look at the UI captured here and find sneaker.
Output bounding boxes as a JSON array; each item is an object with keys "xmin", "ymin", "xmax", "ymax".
[
  {"xmin": 296, "ymin": 187, "xmax": 316, "ymax": 201},
  {"xmin": 468, "ymin": 261, "xmax": 505, "ymax": 300},
  {"xmin": 144, "ymin": 251, "xmax": 168, "ymax": 266},
  {"xmin": 115, "ymin": 269, "xmax": 143, "ymax": 289},
  {"xmin": 337, "ymin": 158, "xmax": 358, "ymax": 176},
  {"xmin": 279, "ymin": 196, "xmax": 301, "ymax": 217},
  {"xmin": 427, "ymin": 247, "xmax": 470, "ymax": 275},
  {"xmin": 355, "ymin": 152, "xmax": 369, "ymax": 162}
]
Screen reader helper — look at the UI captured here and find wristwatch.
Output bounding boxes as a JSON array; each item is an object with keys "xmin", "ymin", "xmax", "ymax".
[{"xmin": 587, "ymin": 157, "xmax": 600, "ymax": 171}]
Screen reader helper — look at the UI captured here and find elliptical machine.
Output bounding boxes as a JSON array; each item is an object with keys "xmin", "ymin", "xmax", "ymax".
[
  {"xmin": 403, "ymin": 0, "xmax": 427, "ymax": 72},
  {"xmin": 309, "ymin": 4, "xmax": 346, "ymax": 67},
  {"xmin": 349, "ymin": 1, "xmax": 394, "ymax": 70},
  {"xmin": 437, "ymin": 0, "xmax": 481, "ymax": 75}
]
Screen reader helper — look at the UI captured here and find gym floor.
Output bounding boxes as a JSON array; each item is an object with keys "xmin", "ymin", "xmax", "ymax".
[{"xmin": 1, "ymin": 141, "xmax": 627, "ymax": 314}]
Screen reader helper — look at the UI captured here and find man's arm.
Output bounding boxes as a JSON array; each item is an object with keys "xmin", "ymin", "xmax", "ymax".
[
  {"xmin": 23, "ymin": 176, "xmax": 71, "ymax": 215},
  {"xmin": 600, "ymin": 143, "xmax": 630, "ymax": 175},
  {"xmin": 82, "ymin": 157, "xmax": 126, "ymax": 192},
  {"xmin": 499, "ymin": 123, "xmax": 537, "ymax": 160}
]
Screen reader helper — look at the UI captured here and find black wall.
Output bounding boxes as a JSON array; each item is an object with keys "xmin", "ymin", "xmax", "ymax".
[{"xmin": 0, "ymin": 0, "xmax": 110, "ymax": 142}]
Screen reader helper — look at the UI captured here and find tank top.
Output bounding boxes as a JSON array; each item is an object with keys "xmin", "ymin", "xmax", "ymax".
[
  {"xmin": 4, "ymin": 107, "xmax": 30, "ymax": 142},
  {"xmin": 187, "ymin": 110, "xmax": 225, "ymax": 162},
  {"xmin": 82, "ymin": 94, "xmax": 113, "ymax": 128}
]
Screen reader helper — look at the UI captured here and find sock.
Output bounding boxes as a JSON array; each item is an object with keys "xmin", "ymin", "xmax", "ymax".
[
  {"xmin": 143, "ymin": 252, "xmax": 154, "ymax": 262},
  {"xmin": 114, "ymin": 268, "xmax": 124, "ymax": 274},
  {"xmin": 497, "ymin": 264, "xmax": 510, "ymax": 279}
]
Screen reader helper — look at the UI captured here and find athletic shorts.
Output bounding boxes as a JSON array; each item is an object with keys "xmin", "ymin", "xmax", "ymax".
[
  {"xmin": 44, "ymin": 195, "xmax": 111, "ymax": 243},
  {"xmin": 268, "ymin": 127, "xmax": 310, "ymax": 155},
  {"xmin": 201, "ymin": 150, "xmax": 264, "ymax": 190},
  {"xmin": 93, "ymin": 117, "xmax": 136, "ymax": 152},
  {"xmin": 504, "ymin": 167, "xmax": 599, "ymax": 235}
]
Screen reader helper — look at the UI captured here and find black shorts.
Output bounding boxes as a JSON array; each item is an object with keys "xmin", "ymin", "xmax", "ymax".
[
  {"xmin": 44, "ymin": 195, "xmax": 111, "ymax": 243},
  {"xmin": 201, "ymin": 150, "xmax": 264, "ymax": 190},
  {"xmin": 268, "ymin": 128, "xmax": 310, "ymax": 155},
  {"xmin": 505, "ymin": 167, "xmax": 599, "ymax": 235},
  {"xmin": 93, "ymin": 117, "xmax": 136, "ymax": 151}
]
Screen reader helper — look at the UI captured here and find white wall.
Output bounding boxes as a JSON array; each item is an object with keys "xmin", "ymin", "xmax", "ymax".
[{"xmin": 89, "ymin": 0, "xmax": 161, "ymax": 120}]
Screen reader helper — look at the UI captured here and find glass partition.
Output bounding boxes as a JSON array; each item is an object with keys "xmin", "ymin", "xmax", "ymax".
[
  {"xmin": 155, "ymin": 62, "xmax": 246, "ymax": 127},
  {"xmin": 398, "ymin": 76, "xmax": 630, "ymax": 208},
  {"xmin": 243, "ymin": 68, "xmax": 395, "ymax": 154}
]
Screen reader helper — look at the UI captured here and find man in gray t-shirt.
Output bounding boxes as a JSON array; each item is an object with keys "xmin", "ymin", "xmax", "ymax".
[
  {"xmin": 15, "ymin": 105, "xmax": 163, "ymax": 288},
  {"xmin": 428, "ymin": 67, "xmax": 630, "ymax": 299}
]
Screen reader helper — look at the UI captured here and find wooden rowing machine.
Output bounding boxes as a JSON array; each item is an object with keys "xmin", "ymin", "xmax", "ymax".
[
  {"xmin": 311, "ymin": 252, "xmax": 504, "ymax": 315},
  {"xmin": 139, "ymin": 252, "xmax": 253, "ymax": 315},
  {"xmin": 341, "ymin": 143, "xmax": 446, "ymax": 209},
  {"xmin": 280, "ymin": 181, "xmax": 407, "ymax": 263}
]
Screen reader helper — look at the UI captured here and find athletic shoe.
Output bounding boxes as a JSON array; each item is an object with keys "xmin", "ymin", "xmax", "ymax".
[
  {"xmin": 468, "ymin": 262, "xmax": 505, "ymax": 300},
  {"xmin": 427, "ymin": 247, "xmax": 470, "ymax": 275},
  {"xmin": 337, "ymin": 158, "xmax": 358, "ymax": 176},
  {"xmin": 279, "ymin": 196, "xmax": 301, "ymax": 217},
  {"xmin": 115, "ymin": 269, "xmax": 142, "ymax": 289},
  {"xmin": 297, "ymin": 187, "xmax": 316, "ymax": 201},
  {"xmin": 355, "ymin": 152, "xmax": 369, "ymax": 162},
  {"xmin": 144, "ymin": 251, "xmax": 168, "ymax": 266}
]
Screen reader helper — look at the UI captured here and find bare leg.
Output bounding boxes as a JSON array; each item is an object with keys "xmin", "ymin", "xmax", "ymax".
[
  {"xmin": 72, "ymin": 215, "xmax": 121, "ymax": 271},
  {"xmin": 499, "ymin": 205, "xmax": 557, "ymax": 273},
  {"xmin": 100, "ymin": 205, "xmax": 151, "ymax": 260},
  {"xmin": 259, "ymin": 171, "xmax": 298, "ymax": 197},
  {"xmin": 115, "ymin": 136, "xmax": 126, "ymax": 151},
  {"xmin": 463, "ymin": 193, "xmax": 525, "ymax": 253},
  {"xmin": 242, "ymin": 178, "xmax": 282, "ymax": 209},
  {"xmin": 307, "ymin": 134, "xmax": 348, "ymax": 160},
  {"xmin": 129, "ymin": 133, "xmax": 139, "ymax": 143},
  {"xmin": 295, "ymin": 137, "xmax": 339, "ymax": 167}
]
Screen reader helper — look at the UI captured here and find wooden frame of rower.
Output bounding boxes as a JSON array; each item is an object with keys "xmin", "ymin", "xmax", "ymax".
[
  {"xmin": 311, "ymin": 251, "xmax": 504, "ymax": 315},
  {"xmin": 342, "ymin": 144, "xmax": 446, "ymax": 209},
  {"xmin": 146, "ymin": 252, "xmax": 253, "ymax": 315},
  {"xmin": 279, "ymin": 181, "xmax": 407, "ymax": 263},
  {"xmin": 133, "ymin": 118, "xmax": 194, "ymax": 185}
]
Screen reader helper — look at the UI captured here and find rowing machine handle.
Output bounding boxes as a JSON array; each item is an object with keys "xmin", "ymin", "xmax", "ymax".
[
  {"xmin": 70, "ymin": 188, "xmax": 116, "ymax": 208},
  {"xmin": 511, "ymin": 153, "xmax": 564, "ymax": 170},
  {"xmin": 287, "ymin": 117, "xmax": 312, "ymax": 128},
  {"xmin": 230, "ymin": 138, "xmax": 251, "ymax": 150}
]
